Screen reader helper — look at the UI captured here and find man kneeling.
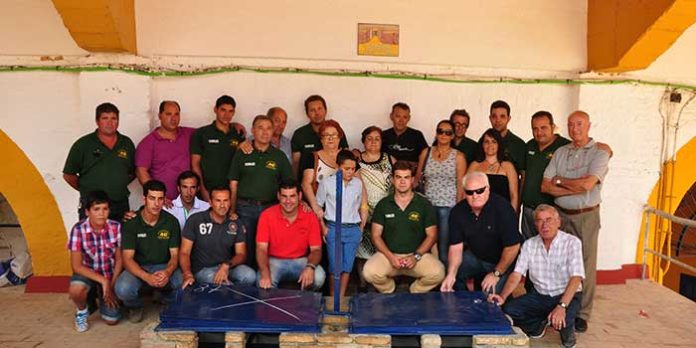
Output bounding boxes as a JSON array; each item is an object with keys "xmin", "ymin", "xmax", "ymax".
[
  {"xmin": 179, "ymin": 186, "xmax": 256, "ymax": 288},
  {"xmin": 488, "ymin": 204, "xmax": 584, "ymax": 348}
]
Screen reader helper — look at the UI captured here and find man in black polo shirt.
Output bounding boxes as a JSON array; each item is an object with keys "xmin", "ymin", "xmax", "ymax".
[
  {"xmin": 520, "ymin": 111, "xmax": 570, "ymax": 239},
  {"xmin": 228, "ymin": 115, "xmax": 293, "ymax": 268},
  {"xmin": 115, "ymin": 180, "xmax": 181, "ymax": 323},
  {"xmin": 179, "ymin": 186, "xmax": 256, "ymax": 288},
  {"xmin": 363, "ymin": 161, "xmax": 444, "ymax": 293},
  {"xmin": 450, "ymin": 109, "xmax": 478, "ymax": 163},
  {"xmin": 190, "ymin": 95, "xmax": 245, "ymax": 201},
  {"xmin": 290, "ymin": 95, "xmax": 349, "ymax": 176},
  {"xmin": 381, "ymin": 102, "xmax": 428, "ymax": 169},
  {"xmin": 63, "ymin": 102, "xmax": 135, "ymax": 221},
  {"xmin": 441, "ymin": 171, "xmax": 521, "ymax": 294},
  {"xmin": 489, "ymin": 100, "xmax": 526, "ymax": 173}
]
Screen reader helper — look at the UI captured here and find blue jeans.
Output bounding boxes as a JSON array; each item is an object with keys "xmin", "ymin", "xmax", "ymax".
[
  {"xmin": 258, "ymin": 257, "xmax": 326, "ymax": 290},
  {"xmin": 237, "ymin": 201, "xmax": 273, "ymax": 268},
  {"xmin": 114, "ymin": 264, "xmax": 182, "ymax": 309},
  {"xmin": 326, "ymin": 222, "xmax": 361, "ymax": 274},
  {"xmin": 456, "ymin": 249, "xmax": 510, "ymax": 294},
  {"xmin": 504, "ymin": 289, "xmax": 581, "ymax": 347},
  {"xmin": 193, "ymin": 265, "xmax": 257, "ymax": 286},
  {"xmin": 434, "ymin": 206, "xmax": 452, "ymax": 266},
  {"xmin": 70, "ymin": 274, "xmax": 121, "ymax": 321}
]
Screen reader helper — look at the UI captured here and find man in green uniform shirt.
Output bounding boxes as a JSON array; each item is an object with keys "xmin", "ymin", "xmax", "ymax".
[
  {"xmin": 489, "ymin": 100, "xmax": 526, "ymax": 173},
  {"xmin": 229, "ymin": 115, "xmax": 293, "ymax": 268},
  {"xmin": 114, "ymin": 180, "xmax": 181, "ymax": 323},
  {"xmin": 520, "ymin": 111, "xmax": 570, "ymax": 239},
  {"xmin": 63, "ymin": 102, "xmax": 135, "ymax": 221},
  {"xmin": 191, "ymin": 95, "xmax": 245, "ymax": 201},
  {"xmin": 362, "ymin": 161, "xmax": 445, "ymax": 293},
  {"xmin": 290, "ymin": 95, "xmax": 348, "ymax": 176},
  {"xmin": 450, "ymin": 109, "xmax": 478, "ymax": 163}
]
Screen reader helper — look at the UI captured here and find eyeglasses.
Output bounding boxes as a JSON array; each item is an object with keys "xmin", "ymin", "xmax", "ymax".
[
  {"xmin": 322, "ymin": 133, "xmax": 339, "ymax": 139},
  {"xmin": 465, "ymin": 186, "xmax": 487, "ymax": 196},
  {"xmin": 436, "ymin": 129, "xmax": 454, "ymax": 136}
]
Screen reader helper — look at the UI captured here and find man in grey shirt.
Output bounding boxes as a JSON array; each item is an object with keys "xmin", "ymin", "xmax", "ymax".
[{"xmin": 541, "ymin": 110, "xmax": 610, "ymax": 333}]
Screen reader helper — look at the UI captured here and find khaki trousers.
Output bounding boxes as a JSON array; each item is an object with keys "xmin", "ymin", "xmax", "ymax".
[
  {"xmin": 362, "ymin": 252, "xmax": 445, "ymax": 293},
  {"xmin": 560, "ymin": 208, "xmax": 600, "ymax": 320}
]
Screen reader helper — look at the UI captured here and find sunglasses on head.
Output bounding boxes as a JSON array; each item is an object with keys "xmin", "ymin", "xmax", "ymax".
[
  {"xmin": 436, "ymin": 129, "xmax": 453, "ymax": 136},
  {"xmin": 465, "ymin": 186, "xmax": 487, "ymax": 196}
]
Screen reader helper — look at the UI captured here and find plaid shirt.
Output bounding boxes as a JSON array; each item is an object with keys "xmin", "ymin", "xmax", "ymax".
[
  {"xmin": 514, "ymin": 230, "xmax": 585, "ymax": 297},
  {"xmin": 66, "ymin": 219, "xmax": 121, "ymax": 280}
]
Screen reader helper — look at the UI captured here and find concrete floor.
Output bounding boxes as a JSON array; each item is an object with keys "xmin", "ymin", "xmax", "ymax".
[{"xmin": 0, "ymin": 279, "xmax": 694, "ymax": 347}]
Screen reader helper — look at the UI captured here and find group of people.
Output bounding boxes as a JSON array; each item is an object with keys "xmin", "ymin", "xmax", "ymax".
[{"xmin": 63, "ymin": 95, "xmax": 610, "ymax": 348}]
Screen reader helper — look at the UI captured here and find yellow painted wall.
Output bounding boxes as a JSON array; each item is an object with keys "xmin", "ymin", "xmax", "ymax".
[
  {"xmin": 0, "ymin": 129, "xmax": 70, "ymax": 276},
  {"xmin": 637, "ymin": 136, "xmax": 696, "ymax": 283}
]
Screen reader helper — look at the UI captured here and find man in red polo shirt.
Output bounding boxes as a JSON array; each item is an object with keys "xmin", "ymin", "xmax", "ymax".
[{"xmin": 256, "ymin": 180, "xmax": 325, "ymax": 290}]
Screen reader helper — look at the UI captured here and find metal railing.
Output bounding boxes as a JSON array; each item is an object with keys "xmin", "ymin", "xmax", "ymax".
[{"xmin": 642, "ymin": 206, "xmax": 696, "ymax": 280}]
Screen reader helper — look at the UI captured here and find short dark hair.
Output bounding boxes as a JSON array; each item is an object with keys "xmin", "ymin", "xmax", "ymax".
[
  {"xmin": 82, "ymin": 190, "xmax": 110, "ymax": 212},
  {"xmin": 143, "ymin": 180, "xmax": 167, "ymax": 196},
  {"xmin": 159, "ymin": 100, "xmax": 181, "ymax": 113},
  {"xmin": 336, "ymin": 149, "xmax": 357, "ymax": 166},
  {"xmin": 177, "ymin": 170, "xmax": 200, "ymax": 187},
  {"xmin": 449, "ymin": 109, "xmax": 470, "ymax": 123},
  {"xmin": 531, "ymin": 110, "xmax": 554, "ymax": 125},
  {"xmin": 392, "ymin": 160, "xmax": 414, "ymax": 176},
  {"xmin": 95, "ymin": 102, "xmax": 119, "ymax": 121},
  {"xmin": 475, "ymin": 128, "xmax": 506, "ymax": 162},
  {"xmin": 361, "ymin": 126, "xmax": 382, "ymax": 143},
  {"xmin": 490, "ymin": 100, "xmax": 510, "ymax": 115},
  {"xmin": 252, "ymin": 114, "xmax": 273, "ymax": 127},
  {"xmin": 304, "ymin": 95, "xmax": 327, "ymax": 113},
  {"xmin": 215, "ymin": 95, "xmax": 236, "ymax": 108},
  {"xmin": 209, "ymin": 185, "xmax": 230, "ymax": 197},
  {"xmin": 278, "ymin": 179, "xmax": 300, "ymax": 193},
  {"xmin": 433, "ymin": 120, "xmax": 456, "ymax": 146},
  {"xmin": 391, "ymin": 102, "xmax": 410, "ymax": 113},
  {"xmin": 266, "ymin": 106, "xmax": 287, "ymax": 118}
]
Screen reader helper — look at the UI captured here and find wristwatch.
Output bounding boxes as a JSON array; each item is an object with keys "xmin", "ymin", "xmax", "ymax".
[
  {"xmin": 305, "ymin": 263, "xmax": 317, "ymax": 270},
  {"xmin": 558, "ymin": 301, "xmax": 568, "ymax": 309},
  {"xmin": 493, "ymin": 270, "xmax": 502, "ymax": 277},
  {"xmin": 414, "ymin": 252, "xmax": 423, "ymax": 262},
  {"xmin": 555, "ymin": 178, "xmax": 562, "ymax": 186}
]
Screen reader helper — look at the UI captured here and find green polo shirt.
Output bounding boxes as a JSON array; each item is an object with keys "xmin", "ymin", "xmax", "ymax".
[
  {"xmin": 371, "ymin": 193, "xmax": 437, "ymax": 254},
  {"xmin": 190, "ymin": 122, "xmax": 245, "ymax": 189},
  {"xmin": 228, "ymin": 144, "xmax": 294, "ymax": 202},
  {"xmin": 521, "ymin": 135, "xmax": 571, "ymax": 208},
  {"xmin": 290, "ymin": 123, "xmax": 349, "ymax": 156},
  {"xmin": 121, "ymin": 209, "xmax": 181, "ymax": 266},
  {"xmin": 63, "ymin": 131, "xmax": 135, "ymax": 202},
  {"xmin": 502, "ymin": 130, "xmax": 526, "ymax": 171},
  {"xmin": 453, "ymin": 136, "xmax": 478, "ymax": 164}
]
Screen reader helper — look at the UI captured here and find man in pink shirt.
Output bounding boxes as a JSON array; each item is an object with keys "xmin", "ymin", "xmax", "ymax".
[{"xmin": 135, "ymin": 101, "xmax": 195, "ymax": 203}]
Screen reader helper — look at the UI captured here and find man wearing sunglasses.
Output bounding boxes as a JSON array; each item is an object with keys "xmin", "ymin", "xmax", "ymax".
[{"xmin": 441, "ymin": 172, "xmax": 521, "ymax": 294}]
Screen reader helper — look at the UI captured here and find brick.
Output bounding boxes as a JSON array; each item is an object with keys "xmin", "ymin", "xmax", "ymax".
[
  {"xmin": 316, "ymin": 333, "xmax": 354, "ymax": 344},
  {"xmin": 352, "ymin": 334, "xmax": 391, "ymax": 345},
  {"xmin": 279, "ymin": 333, "xmax": 316, "ymax": 344},
  {"xmin": 421, "ymin": 334, "xmax": 442, "ymax": 348},
  {"xmin": 140, "ymin": 321, "xmax": 160, "ymax": 340},
  {"xmin": 225, "ymin": 343, "xmax": 245, "ymax": 348},
  {"xmin": 510, "ymin": 326, "xmax": 529, "ymax": 346},
  {"xmin": 141, "ymin": 340, "xmax": 176, "ymax": 348},
  {"xmin": 224, "ymin": 332, "xmax": 246, "ymax": 343},
  {"xmin": 175, "ymin": 342, "xmax": 197, "ymax": 348},
  {"xmin": 158, "ymin": 331, "xmax": 197, "ymax": 343}
]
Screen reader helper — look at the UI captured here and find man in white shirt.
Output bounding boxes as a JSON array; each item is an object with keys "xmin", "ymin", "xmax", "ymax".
[
  {"xmin": 488, "ymin": 204, "xmax": 584, "ymax": 348},
  {"xmin": 165, "ymin": 171, "xmax": 210, "ymax": 229}
]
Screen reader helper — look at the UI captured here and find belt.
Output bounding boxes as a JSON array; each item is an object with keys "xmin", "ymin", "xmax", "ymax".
[
  {"xmin": 326, "ymin": 221, "xmax": 360, "ymax": 227},
  {"xmin": 237, "ymin": 198, "xmax": 276, "ymax": 206},
  {"xmin": 559, "ymin": 205, "xmax": 599, "ymax": 215}
]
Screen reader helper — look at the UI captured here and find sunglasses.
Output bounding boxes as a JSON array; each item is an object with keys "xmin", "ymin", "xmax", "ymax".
[
  {"xmin": 465, "ymin": 186, "xmax": 487, "ymax": 196},
  {"xmin": 436, "ymin": 129, "xmax": 454, "ymax": 136}
]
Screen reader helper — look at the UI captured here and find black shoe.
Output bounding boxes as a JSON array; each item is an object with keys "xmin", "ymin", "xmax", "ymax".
[
  {"xmin": 528, "ymin": 320, "xmax": 548, "ymax": 339},
  {"xmin": 575, "ymin": 318, "xmax": 588, "ymax": 333},
  {"xmin": 561, "ymin": 328, "xmax": 577, "ymax": 348}
]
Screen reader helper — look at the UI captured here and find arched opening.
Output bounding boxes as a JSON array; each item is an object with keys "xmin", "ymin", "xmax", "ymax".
[
  {"xmin": 663, "ymin": 181, "xmax": 696, "ymax": 296},
  {"xmin": 0, "ymin": 130, "xmax": 70, "ymax": 291}
]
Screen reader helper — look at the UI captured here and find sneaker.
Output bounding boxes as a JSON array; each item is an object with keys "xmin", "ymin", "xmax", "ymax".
[
  {"xmin": 575, "ymin": 317, "xmax": 588, "ymax": 333},
  {"xmin": 128, "ymin": 307, "xmax": 144, "ymax": 323},
  {"xmin": 74, "ymin": 309, "xmax": 89, "ymax": 332},
  {"xmin": 528, "ymin": 320, "xmax": 548, "ymax": 339}
]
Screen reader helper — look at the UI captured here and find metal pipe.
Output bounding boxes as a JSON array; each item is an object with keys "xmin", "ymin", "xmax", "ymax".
[
  {"xmin": 642, "ymin": 211, "xmax": 651, "ymax": 280},
  {"xmin": 643, "ymin": 249, "xmax": 696, "ymax": 274},
  {"xmin": 644, "ymin": 206, "xmax": 696, "ymax": 228}
]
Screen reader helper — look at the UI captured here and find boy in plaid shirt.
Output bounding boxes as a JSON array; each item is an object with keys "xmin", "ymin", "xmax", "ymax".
[{"xmin": 67, "ymin": 190, "xmax": 122, "ymax": 332}]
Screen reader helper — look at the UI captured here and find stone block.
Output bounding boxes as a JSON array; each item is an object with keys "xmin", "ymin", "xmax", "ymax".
[
  {"xmin": 473, "ymin": 326, "xmax": 528, "ymax": 347},
  {"xmin": 352, "ymin": 334, "xmax": 391, "ymax": 345},
  {"xmin": 421, "ymin": 334, "xmax": 442, "ymax": 348},
  {"xmin": 279, "ymin": 332, "xmax": 317, "ymax": 344},
  {"xmin": 316, "ymin": 332, "xmax": 354, "ymax": 344},
  {"xmin": 224, "ymin": 332, "xmax": 246, "ymax": 343}
]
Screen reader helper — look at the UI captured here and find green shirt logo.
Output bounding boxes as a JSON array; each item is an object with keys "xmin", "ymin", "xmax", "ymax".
[
  {"xmin": 408, "ymin": 211, "xmax": 421, "ymax": 222},
  {"xmin": 157, "ymin": 229, "xmax": 171, "ymax": 240},
  {"xmin": 265, "ymin": 160, "xmax": 278, "ymax": 170},
  {"xmin": 230, "ymin": 139, "xmax": 240, "ymax": 147},
  {"xmin": 117, "ymin": 148, "xmax": 128, "ymax": 159}
]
